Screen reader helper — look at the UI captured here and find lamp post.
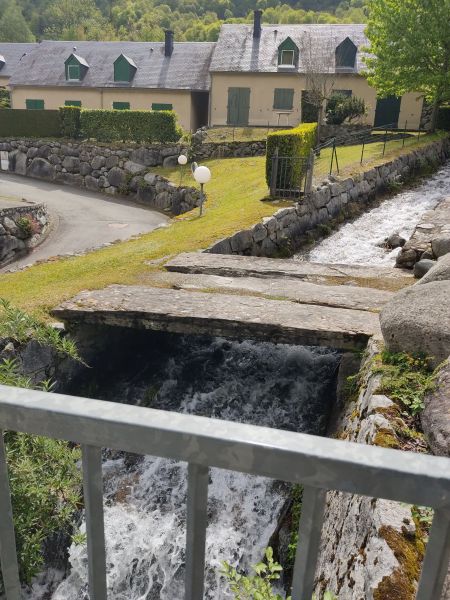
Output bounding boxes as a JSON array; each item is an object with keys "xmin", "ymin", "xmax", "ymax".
[
  {"xmin": 178, "ymin": 154, "xmax": 187, "ymax": 186},
  {"xmin": 193, "ymin": 165, "xmax": 211, "ymax": 216}
]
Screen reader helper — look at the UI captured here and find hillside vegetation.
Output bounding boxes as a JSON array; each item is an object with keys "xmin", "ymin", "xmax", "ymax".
[{"xmin": 0, "ymin": 0, "xmax": 367, "ymax": 43}]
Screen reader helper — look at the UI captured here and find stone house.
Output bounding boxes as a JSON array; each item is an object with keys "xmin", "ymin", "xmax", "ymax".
[
  {"xmin": 208, "ymin": 12, "xmax": 424, "ymax": 129},
  {"xmin": 8, "ymin": 35, "xmax": 214, "ymax": 131}
]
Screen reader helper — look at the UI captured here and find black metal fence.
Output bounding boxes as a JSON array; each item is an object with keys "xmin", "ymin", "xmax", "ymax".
[{"xmin": 269, "ymin": 148, "xmax": 314, "ymax": 199}]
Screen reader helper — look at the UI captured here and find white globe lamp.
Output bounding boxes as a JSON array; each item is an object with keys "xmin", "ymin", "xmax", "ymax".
[
  {"xmin": 178, "ymin": 154, "xmax": 188, "ymax": 165},
  {"xmin": 193, "ymin": 165, "xmax": 212, "ymax": 216}
]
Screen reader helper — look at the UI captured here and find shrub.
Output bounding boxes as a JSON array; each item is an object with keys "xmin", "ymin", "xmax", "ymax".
[
  {"xmin": 0, "ymin": 88, "xmax": 10, "ymax": 109},
  {"xmin": 80, "ymin": 109, "xmax": 183, "ymax": 143},
  {"xmin": 0, "ymin": 109, "xmax": 60, "ymax": 137},
  {"xmin": 16, "ymin": 215, "xmax": 40, "ymax": 238},
  {"xmin": 326, "ymin": 94, "xmax": 366, "ymax": 125},
  {"xmin": 437, "ymin": 106, "xmax": 450, "ymax": 131},
  {"xmin": 59, "ymin": 106, "xmax": 81, "ymax": 138},
  {"xmin": 266, "ymin": 122, "xmax": 317, "ymax": 189}
]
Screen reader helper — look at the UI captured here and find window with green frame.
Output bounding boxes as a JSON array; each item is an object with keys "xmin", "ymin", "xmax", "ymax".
[
  {"xmin": 67, "ymin": 64, "xmax": 80, "ymax": 80},
  {"xmin": 26, "ymin": 99, "xmax": 44, "ymax": 110},
  {"xmin": 65, "ymin": 100, "xmax": 82, "ymax": 107},
  {"xmin": 273, "ymin": 88, "xmax": 294, "ymax": 110},
  {"xmin": 112, "ymin": 102, "xmax": 130, "ymax": 110},
  {"xmin": 152, "ymin": 103, "xmax": 173, "ymax": 111}
]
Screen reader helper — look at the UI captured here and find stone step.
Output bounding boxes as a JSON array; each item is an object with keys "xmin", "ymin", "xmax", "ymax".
[
  {"xmin": 52, "ymin": 285, "xmax": 381, "ymax": 351},
  {"xmin": 148, "ymin": 271, "xmax": 393, "ymax": 313},
  {"xmin": 164, "ymin": 253, "xmax": 413, "ymax": 290}
]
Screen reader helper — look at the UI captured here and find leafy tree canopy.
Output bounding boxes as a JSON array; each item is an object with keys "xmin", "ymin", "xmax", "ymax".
[{"xmin": 365, "ymin": 0, "xmax": 450, "ymax": 121}]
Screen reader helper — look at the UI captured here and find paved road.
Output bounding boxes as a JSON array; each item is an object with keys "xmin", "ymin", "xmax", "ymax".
[{"xmin": 0, "ymin": 172, "xmax": 169, "ymax": 270}]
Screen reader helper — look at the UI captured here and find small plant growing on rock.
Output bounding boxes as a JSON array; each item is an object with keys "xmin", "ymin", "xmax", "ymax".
[{"xmin": 16, "ymin": 215, "xmax": 40, "ymax": 238}]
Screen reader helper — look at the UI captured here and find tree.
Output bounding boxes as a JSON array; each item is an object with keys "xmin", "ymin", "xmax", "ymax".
[
  {"xmin": 365, "ymin": 0, "xmax": 450, "ymax": 130},
  {"xmin": 326, "ymin": 93, "xmax": 366, "ymax": 124},
  {"xmin": 0, "ymin": 0, "xmax": 34, "ymax": 42}
]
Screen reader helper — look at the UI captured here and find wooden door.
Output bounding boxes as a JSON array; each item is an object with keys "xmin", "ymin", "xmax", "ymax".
[{"xmin": 227, "ymin": 87, "xmax": 250, "ymax": 126}]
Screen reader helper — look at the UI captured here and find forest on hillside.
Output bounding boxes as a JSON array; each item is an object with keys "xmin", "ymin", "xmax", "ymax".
[{"xmin": 0, "ymin": 0, "xmax": 368, "ymax": 43}]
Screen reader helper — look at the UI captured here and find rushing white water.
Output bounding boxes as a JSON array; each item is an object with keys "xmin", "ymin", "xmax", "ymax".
[
  {"xmin": 296, "ymin": 162, "xmax": 450, "ymax": 265},
  {"xmin": 29, "ymin": 337, "xmax": 340, "ymax": 600}
]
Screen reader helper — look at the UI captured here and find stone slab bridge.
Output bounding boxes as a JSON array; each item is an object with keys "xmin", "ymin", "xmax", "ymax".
[{"xmin": 52, "ymin": 253, "xmax": 414, "ymax": 351}]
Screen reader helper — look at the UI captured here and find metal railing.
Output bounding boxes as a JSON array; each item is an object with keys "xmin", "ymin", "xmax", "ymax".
[
  {"xmin": 270, "ymin": 148, "xmax": 314, "ymax": 198},
  {"xmin": 0, "ymin": 384, "xmax": 449, "ymax": 600}
]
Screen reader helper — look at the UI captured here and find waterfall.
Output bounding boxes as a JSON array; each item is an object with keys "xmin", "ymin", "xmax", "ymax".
[{"xmin": 28, "ymin": 337, "xmax": 340, "ymax": 600}]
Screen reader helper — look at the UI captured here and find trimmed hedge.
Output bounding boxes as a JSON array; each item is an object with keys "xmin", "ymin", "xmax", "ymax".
[
  {"xmin": 80, "ymin": 109, "xmax": 183, "ymax": 143},
  {"xmin": 437, "ymin": 106, "xmax": 450, "ymax": 131},
  {"xmin": 0, "ymin": 109, "xmax": 60, "ymax": 137},
  {"xmin": 59, "ymin": 106, "xmax": 81, "ymax": 138},
  {"xmin": 266, "ymin": 122, "xmax": 317, "ymax": 188}
]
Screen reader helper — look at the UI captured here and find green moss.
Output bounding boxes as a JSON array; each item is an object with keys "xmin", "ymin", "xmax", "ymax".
[
  {"xmin": 374, "ymin": 525, "xmax": 425, "ymax": 600},
  {"xmin": 373, "ymin": 427, "xmax": 400, "ymax": 449}
]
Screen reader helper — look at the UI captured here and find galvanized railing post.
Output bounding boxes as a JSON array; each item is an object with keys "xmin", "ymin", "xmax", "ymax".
[
  {"xmin": 270, "ymin": 147, "xmax": 279, "ymax": 197},
  {"xmin": 82, "ymin": 445, "xmax": 107, "ymax": 600},
  {"xmin": 185, "ymin": 463, "xmax": 209, "ymax": 600},
  {"xmin": 416, "ymin": 508, "xmax": 450, "ymax": 600},
  {"xmin": 402, "ymin": 120, "xmax": 408, "ymax": 148},
  {"xmin": 291, "ymin": 486, "xmax": 327, "ymax": 600},
  {"xmin": 0, "ymin": 431, "xmax": 21, "ymax": 600}
]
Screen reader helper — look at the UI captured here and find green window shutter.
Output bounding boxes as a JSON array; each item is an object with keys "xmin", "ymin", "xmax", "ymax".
[
  {"xmin": 26, "ymin": 99, "xmax": 44, "ymax": 109},
  {"xmin": 112, "ymin": 102, "xmax": 130, "ymax": 110},
  {"xmin": 67, "ymin": 64, "xmax": 80, "ymax": 80},
  {"xmin": 152, "ymin": 103, "xmax": 173, "ymax": 111},
  {"xmin": 273, "ymin": 89, "xmax": 294, "ymax": 110},
  {"xmin": 65, "ymin": 100, "xmax": 82, "ymax": 107}
]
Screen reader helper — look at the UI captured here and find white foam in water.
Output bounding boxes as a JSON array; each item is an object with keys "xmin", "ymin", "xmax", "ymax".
[
  {"xmin": 28, "ymin": 339, "xmax": 339, "ymax": 600},
  {"xmin": 297, "ymin": 162, "xmax": 450, "ymax": 265}
]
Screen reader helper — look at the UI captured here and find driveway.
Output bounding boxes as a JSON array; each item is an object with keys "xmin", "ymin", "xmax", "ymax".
[{"xmin": 0, "ymin": 172, "xmax": 170, "ymax": 270}]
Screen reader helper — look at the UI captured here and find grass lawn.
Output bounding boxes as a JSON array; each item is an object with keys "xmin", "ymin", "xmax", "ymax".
[
  {"xmin": 203, "ymin": 126, "xmax": 281, "ymax": 143},
  {"xmin": 0, "ymin": 157, "xmax": 289, "ymax": 318}
]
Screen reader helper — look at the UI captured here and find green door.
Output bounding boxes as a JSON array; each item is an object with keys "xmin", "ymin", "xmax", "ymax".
[
  {"xmin": 227, "ymin": 87, "xmax": 250, "ymax": 126},
  {"xmin": 374, "ymin": 96, "xmax": 401, "ymax": 127}
]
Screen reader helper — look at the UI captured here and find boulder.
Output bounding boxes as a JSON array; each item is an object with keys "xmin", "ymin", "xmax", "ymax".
[
  {"xmin": 431, "ymin": 235, "xmax": 450, "ymax": 258},
  {"xmin": 137, "ymin": 185, "xmax": 156, "ymax": 205},
  {"xmin": 107, "ymin": 167, "xmax": 126, "ymax": 188},
  {"xmin": 62, "ymin": 156, "xmax": 80, "ymax": 173},
  {"xmin": 26, "ymin": 158, "xmax": 55, "ymax": 180},
  {"xmin": 230, "ymin": 230, "xmax": 253, "ymax": 254},
  {"xmin": 421, "ymin": 358, "xmax": 450, "ymax": 456},
  {"xmin": 162, "ymin": 155, "xmax": 178, "ymax": 168},
  {"xmin": 380, "ymin": 280, "xmax": 450, "ymax": 367},
  {"xmin": 91, "ymin": 156, "xmax": 106, "ymax": 170},
  {"xmin": 9, "ymin": 150, "xmax": 27, "ymax": 175},
  {"xmin": 105, "ymin": 155, "xmax": 119, "ymax": 169},
  {"xmin": 130, "ymin": 147, "xmax": 160, "ymax": 167},
  {"xmin": 36, "ymin": 145, "xmax": 51, "ymax": 159},
  {"xmin": 84, "ymin": 175, "xmax": 99, "ymax": 191},
  {"xmin": 395, "ymin": 248, "xmax": 417, "ymax": 269},
  {"xmin": 124, "ymin": 161, "xmax": 146, "ymax": 175},
  {"xmin": 418, "ymin": 252, "xmax": 450, "ymax": 285},
  {"xmin": 385, "ymin": 233, "xmax": 406, "ymax": 249},
  {"xmin": 79, "ymin": 162, "xmax": 92, "ymax": 176},
  {"xmin": 413, "ymin": 259, "xmax": 436, "ymax": 279}
]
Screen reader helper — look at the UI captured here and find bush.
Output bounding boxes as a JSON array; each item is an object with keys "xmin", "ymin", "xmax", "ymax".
[
  {"xmin": 437, "ymin": 106, "xmax": 450, "ymax": 131},
  {"xmin": 80, "ymin": 109, "xmax": 183, "ymax": 143},
  {"xmin": 326, "ymin": 94, "xmax": 366, "ymax": 125},
  {"xmin": 0, "ymin": 109, "xmax": 60, "ymax": 137},
  {"xmin": 59, "ymin": 106, "xmax": 81, "ymax": 138},
  {"xmin": 266, "ymin": 122, "xmax": 317, "ymax": 189},
  {"xmin": 0, "ymin": 88, "xmax": 10, "ymax": 109}
]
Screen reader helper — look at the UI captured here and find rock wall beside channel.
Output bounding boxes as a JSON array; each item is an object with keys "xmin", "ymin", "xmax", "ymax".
[
  {"xmin": 0, "ymin": 203, "xmax": 49, "ymax": 267},
  {"xmin": 208, "ymin": 137, "xmax": 450, "ymax": 257}
]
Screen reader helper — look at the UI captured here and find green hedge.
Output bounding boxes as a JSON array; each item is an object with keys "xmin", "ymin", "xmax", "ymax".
[
  {"xmin": 437, "ymin": 106, "xmax": 450, "ymax": 131},
  {"xmin": 80, "ymin": 109, "xmax": 183, "ymax": 143},
  {"xmin": 59, "ymin": 106, "xmax": 81, "ymax": 138},
  {"xmin": 0, "ymin": 109, "xmax": 60, "ymax": 137},
  {"xmin": 266, "ymin": 122, "xmax": 317, "ymax": 188}
]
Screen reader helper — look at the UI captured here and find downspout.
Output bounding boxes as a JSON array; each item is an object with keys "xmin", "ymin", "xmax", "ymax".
[{"xmin": 208, "ymin": 73, "xmax": 213, "ymax": 127}]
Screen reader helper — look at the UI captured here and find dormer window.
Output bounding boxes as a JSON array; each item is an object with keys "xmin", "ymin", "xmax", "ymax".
[
  {"xmin": 114, "ymin": 54, "xmax": 137, "ymax": 83},
  {"xmin": 335, "ymin": 38, "xmax": 357, "ymax": 71},
  {"xmin": 65, "ymin": 53, "xmax": 89, "ymax": 82},
  {"xmin": 277, "ymin": 37, "xmax": 299, "ymax": 69}
]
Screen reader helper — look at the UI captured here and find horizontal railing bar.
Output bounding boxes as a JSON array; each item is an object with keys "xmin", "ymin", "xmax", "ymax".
[
  {"xmin": 0, "ymin": 432, "xmax": 21, "ymax": 600},
  {"xmin": 82, "ymin": 445, "xmax": 107, "ymax": 600},
  {"xmin": 0, "ymin": 386, "xmax": 449, "ymax": 509},
  {"xmin": 185, "ymin": 463, "xmax": 209, "ymax": 600}
]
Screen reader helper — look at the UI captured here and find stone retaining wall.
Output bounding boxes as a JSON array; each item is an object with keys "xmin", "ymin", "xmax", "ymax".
[
  {"xmin": 0, "ymin": 139, "xmax": 201, "ymax": 216},
  {"xmin": 208, "ymin": 137, "xmax": 450, "ymax": 257},
  {"xmin": 0, "ymin": 203, "xmax": 49, "ymax": 266}
]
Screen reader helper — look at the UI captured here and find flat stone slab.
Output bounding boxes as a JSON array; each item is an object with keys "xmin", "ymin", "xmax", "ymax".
[
  {"xmin": 148, "ymin": 271, "xmax": 393, "ymax": 312},
  {"xmin": 0, "ymin": 196, "xmax": 34, "ymax": 209},
  {"xmin": 52, "ymin": 285, "xmax": 381, "ymax": 351},
  {"xmin": 165, "ymin": 253, "xmax": 413, "ymax": 287}
]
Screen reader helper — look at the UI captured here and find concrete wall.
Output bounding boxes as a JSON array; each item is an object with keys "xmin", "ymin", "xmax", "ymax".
[
  {"xmin": 209, "ymin": 72, "xmax": 423, "ymax": 129},
  {"xmin": 10, "ymin": 86, "xmax": 198, "ymax": 131},
  {"xmin": 208, "ymin": 137, "xmax": 450, "ymax": 257}
]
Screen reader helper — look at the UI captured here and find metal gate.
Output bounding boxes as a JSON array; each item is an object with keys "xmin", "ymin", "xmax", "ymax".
[{"xmin": 269, "ymin": 148, "xmax": 314, "ymax": 199}]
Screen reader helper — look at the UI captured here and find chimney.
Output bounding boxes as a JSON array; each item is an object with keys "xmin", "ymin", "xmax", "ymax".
[
  {"xmin": 165, "ymin": 30, "xmax": 174, "ymax": 57},
  {"xmin": 253, "ymin": 10, "xmax": 262, "ymax": 39}
]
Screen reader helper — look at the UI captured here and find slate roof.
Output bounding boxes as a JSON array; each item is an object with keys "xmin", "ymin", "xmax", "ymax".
[
  {"xmin": 9, "ymin": 40, "xmax": 215, "ymax": 91},
  {"xmin": 210, "ymin": 24, "xmax": 369, "ymax": 74},
  {"xmin": 0, "ymin": 43, "xmax": 38, "ymax": 79}
]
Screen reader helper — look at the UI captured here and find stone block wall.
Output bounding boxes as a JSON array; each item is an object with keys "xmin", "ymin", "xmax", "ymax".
[
  {"xmin": 0, "ymin": 203, "xmax": 49, "ymax": 266},
  {"xmin": 208, "ymin": 137, "xmax": 450, "ymax": 257},
  {"xmin": 0, "ymin": 139, "xmax": 201, "ymax": 216}
]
